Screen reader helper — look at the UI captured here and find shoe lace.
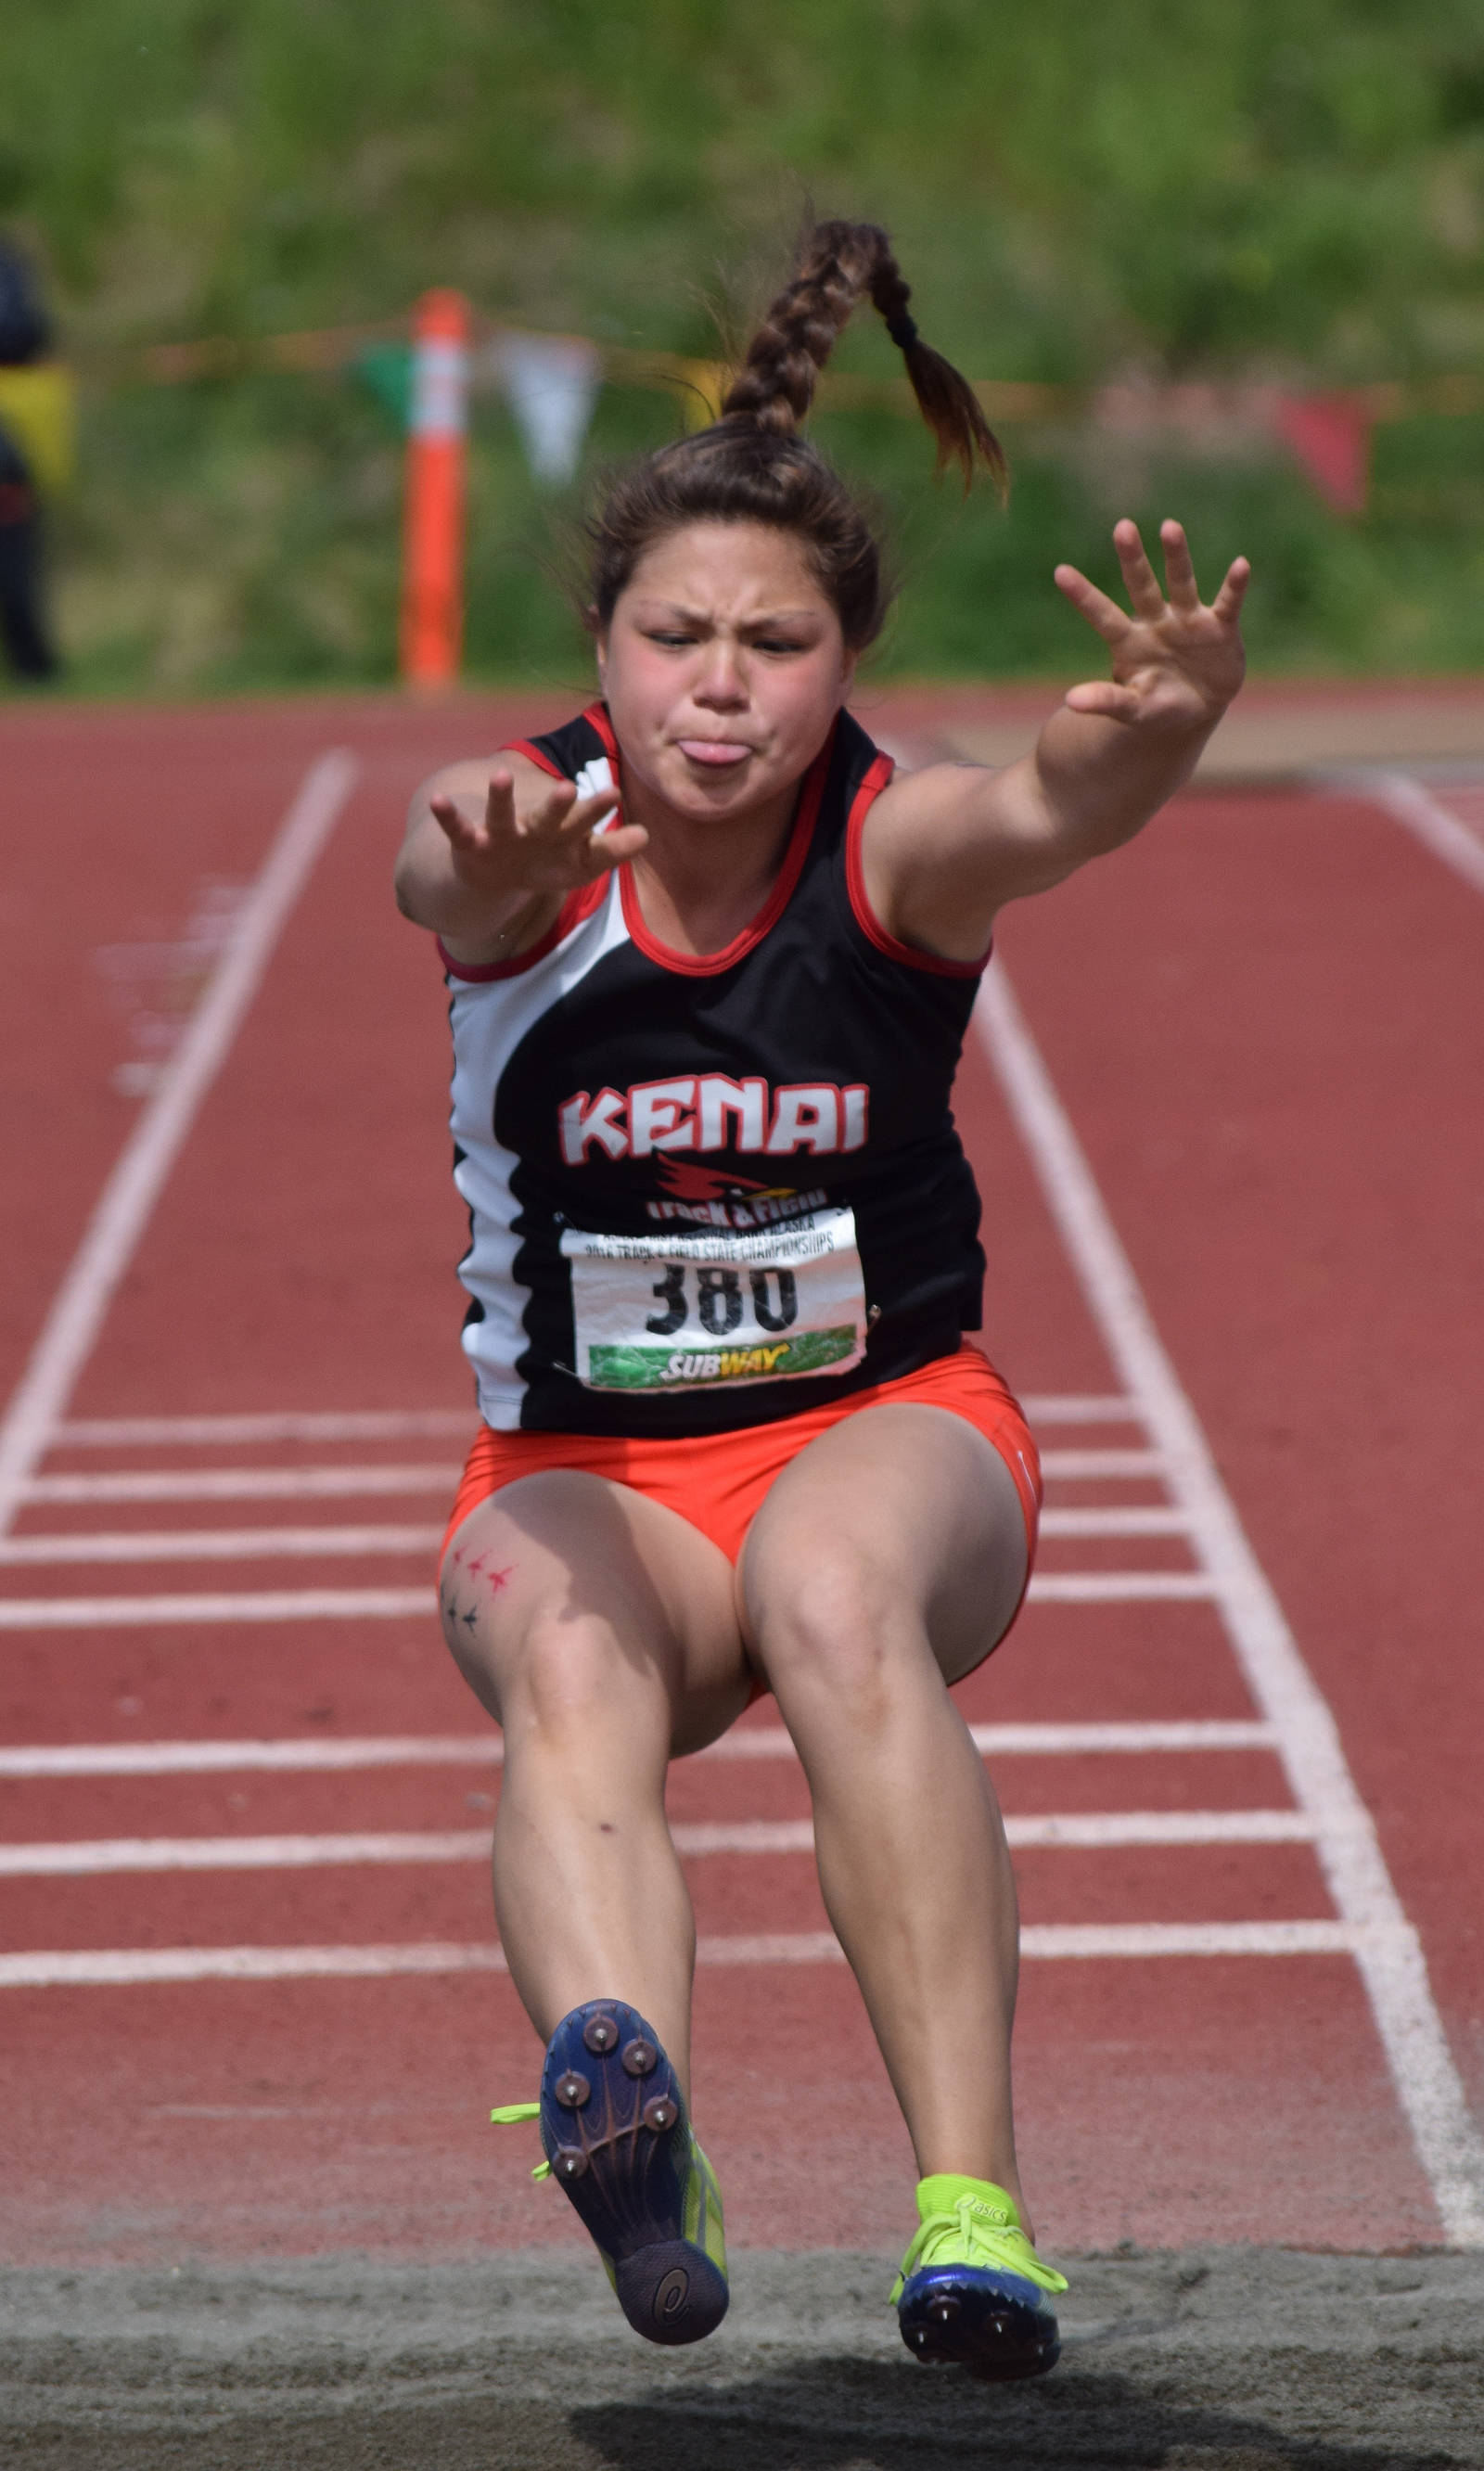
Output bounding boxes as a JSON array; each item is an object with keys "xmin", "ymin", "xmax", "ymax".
[
  {"xmin": 490, "ymin": 2098, "xmax": 551, "ymax": 2181},
  {"xmin": 907, "ymin": 2196, "xmax": 1068, "ymax": 2294}
]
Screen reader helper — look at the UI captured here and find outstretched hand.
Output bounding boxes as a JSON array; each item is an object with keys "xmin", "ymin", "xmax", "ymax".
[
  {"xmin": 1055, "ymin": 519, "xmax": 1248, "ymax": 731},
  {"xmin": 429, "ymin": 768, "xmax": 648, "ymax": 907}
]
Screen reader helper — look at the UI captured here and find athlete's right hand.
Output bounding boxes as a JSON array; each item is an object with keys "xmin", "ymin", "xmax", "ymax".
[{"xmin": 429, "ymin": 768, "xmax": 648, "ymax": 907}]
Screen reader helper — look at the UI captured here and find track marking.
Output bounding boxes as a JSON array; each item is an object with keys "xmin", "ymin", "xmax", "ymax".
[
  {"xmin": 1350, "ymin": 771, "xmax": 1484, "ymax": 899},
  {"xmin": 0, "ymin": 750, "xmax": 359, "ymax": 1546},
  {"xmin": 22, "ymin": 1464, "xmax": 460, "ymax": 1503},
  {"xmin": 1038, "ymin": 1507, "xmax": 1190, "ymax": 1535},
  {"xmin": 17, "ymin": 1450, "xmax": 1164, "ymax": 1498},
  {"xmin": 48, "ymin": 1402, "xmax": 1132, "ymax": 1445},
  {"xmin": 0, "ymin": 1808, "xmax": 1321, "ymax": 1875},
  {"xmin": 1040, "ymin": 1449, "xmax": 1168, "ymax": 1479},
  {"xmin": 0, "ymin": 1570, "xmax": 1219, "ymax": 1627},
  {"xmin": 1017, "ymin": 1395, "xmax": 1139, "ymax": 1422},
  {"xmin": 0, "ymin": 1506, "xmax": 1188, "ymax": 1559},
  {"xmin": 0, "ymin": 1919, "xmax": 1397, "ymax": 1990},
  {"xmin": 1029, "ymin": 1573, "xmax": 1214, "ymax": 1599},
  {"xmin": 53, "ymin": 1411, "xmax": 473, "ymax": 1449},
  {"xmin": 0, "ymin": 1588, "xmax": 435, "ymax": 1628},
  {"xmin": 978, "ymin": 964, "xmax": 1484, "ymax": 2247},
  {"xmin": 0, "ymin": 1720, "xmax": 1280, "ymax": 1777},
  {"xmin": 0, "ymin": 1525, "xmax": 444, "ymax": 1566}
]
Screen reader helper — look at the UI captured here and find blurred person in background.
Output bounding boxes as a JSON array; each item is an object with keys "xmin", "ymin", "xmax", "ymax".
[{"xmin": 0, "ymin": 238, "xmax": 62, "ymax": 683}]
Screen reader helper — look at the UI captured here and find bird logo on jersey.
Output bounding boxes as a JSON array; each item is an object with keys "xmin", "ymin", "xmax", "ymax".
[{"xmin": 645, "ymin": 1157, "xmax": 826, "ymax": 1232}]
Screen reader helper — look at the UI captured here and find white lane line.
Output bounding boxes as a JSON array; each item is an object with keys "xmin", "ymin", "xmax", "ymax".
[
  {"xmin": 1009, "ymin": 1808, "xmax": 1317, "ymax": 1847},
  {"xmin": 52, "ymin": 1411, "xmax": 474, "ymax": 1450},
  {"xmin": 0, "ymin": 1809, "xmax": 1319, "ymax": 1876},
  {"xmin": 0, "ymin": 1589, "xmax": 434, "ymax": 1628},
  {"xmin": 26, "ymin": 1459, "xmax": 1180, "ymax": 1504},
  {"xmin": 0, "ymin": 1525, "xmax": 444, "ymax": 1567},
  {"xmin": 21, "ymin": 1465, "xmax": 460, "ymax": 1504},
  {"xmin": 1040, "ymin": 1451, "xmax": 1169, "ymax": 1479},
  {"xmin": 1039, "ymin": 1507, "xmax": 1190, "ymax": 1536},
  {"xmin": 1017, "ymin": 1395, "xmax": 1140, "ymax": 1423},
  {"xmin": 0, "ymin": 1570, "xmax": 1213, "ymax": 1629},
  {"xmin": 1028, "ymin": 1573, "xmax": 1216, "ymax": 1601},
  {"xmin": 0, "ymin": 1919, "xmax": 1392, "ymax": 1989},
  {"xmin": 0, "ymin": 751, "xmax": 359, "ymax": 1547},
  {"xmin": 1350, "ymin": 772, "xmax": 1484, "ymax": 899},
  {"xmin": 0, "ymin": 1719, "xmax": 1280, "ymax": 1778},
  {"xmin": 0, "ymin": 1735, "xmax": 506, "ymax": 1777},
  {"xmin": 53, "ymin": 1402, "xmax": 1118, "ymax": 1449},
  {"xmin": 978, "ymin": 966, "xmax": 1484, "ymax": 2247},
  {"xmin": 1, "ymin": 1513, "xmax": 1183, "ymax": 1561}
]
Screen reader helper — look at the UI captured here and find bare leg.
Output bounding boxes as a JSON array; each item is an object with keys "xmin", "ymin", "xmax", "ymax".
[
  {"xmin": 739, "ymin": 1403, "xmax": 1034, "ymax": 2225},
  {"xmin": 441, "ymin": 1470, "xmax": 750, "ymax": 2091}
]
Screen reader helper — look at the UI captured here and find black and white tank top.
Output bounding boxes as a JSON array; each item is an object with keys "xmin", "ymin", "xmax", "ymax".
[{"xmin": 444, "ymin": 703, "xmax": 988, "ymax": 1436}]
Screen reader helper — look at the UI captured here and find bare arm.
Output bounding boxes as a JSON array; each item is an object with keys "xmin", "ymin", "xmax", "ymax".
[
  {"xmin": 862, "ymin": 519, "xmax": 1249, "ymax": 962},
  {"xmin": 394, "ymin": 751, "xmax": 646, "ymax": 966}
]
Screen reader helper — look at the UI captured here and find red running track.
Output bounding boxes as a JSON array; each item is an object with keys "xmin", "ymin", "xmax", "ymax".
[{"xmin": 0, "ymin": 694, "xmax": 1480, "ymax": 2266}]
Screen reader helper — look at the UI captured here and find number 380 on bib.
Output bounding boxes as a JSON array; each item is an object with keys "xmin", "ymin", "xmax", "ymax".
[{"xmin": 560, "ymin": 1209, "xmax": 868, "ymax": 1391}]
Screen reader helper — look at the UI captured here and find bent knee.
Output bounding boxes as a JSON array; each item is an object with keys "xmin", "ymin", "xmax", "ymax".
[
  {"xmin": 748, "ymin": 1554, "xmax": 908, "ymax": 1714},
  {"xmin": 490, "ymin": 1608, "xmax": 667, "ymax": 1746}
]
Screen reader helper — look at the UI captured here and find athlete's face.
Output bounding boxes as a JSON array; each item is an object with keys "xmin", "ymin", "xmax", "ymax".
[{"xmin": 595, "ymin": 523, "xmax": 855, "ymax": 826}]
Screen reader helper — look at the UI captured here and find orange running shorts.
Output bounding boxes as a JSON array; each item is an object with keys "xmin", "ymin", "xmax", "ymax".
[{"xmin": 441, "ymin": 1340, "xmax": 1041, "ymax": 1651}]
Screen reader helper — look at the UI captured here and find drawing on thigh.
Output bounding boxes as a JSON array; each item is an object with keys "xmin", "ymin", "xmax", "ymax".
[{"xmin": 441, "ymin": 1544, "xmax": 516, "ymax": 1645}]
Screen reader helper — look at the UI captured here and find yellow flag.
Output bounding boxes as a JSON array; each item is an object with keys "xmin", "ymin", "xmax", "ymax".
[{"xmin": 0, "ymin": 363, "xmax": 77, "ymax": 493}]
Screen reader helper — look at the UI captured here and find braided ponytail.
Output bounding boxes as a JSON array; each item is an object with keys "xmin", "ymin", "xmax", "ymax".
[
  {"xmin": 721, "ymin": 220, "xmax": 1005, "ymax": 493},
  {"xmin": 586, "ymin": 219, "xmax": 1004, "ymax": 651}
]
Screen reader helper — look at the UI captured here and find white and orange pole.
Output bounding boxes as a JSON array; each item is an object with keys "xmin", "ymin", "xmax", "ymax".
[{"xmin": 399, "ymin": 288, "xmax": 470, "ymax": 691}]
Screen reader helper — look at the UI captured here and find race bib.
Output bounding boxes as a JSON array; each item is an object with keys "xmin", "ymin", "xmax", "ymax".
[{"xmin": 561, "ymin": 1209, "xmax": 866, "ymax": 1392}]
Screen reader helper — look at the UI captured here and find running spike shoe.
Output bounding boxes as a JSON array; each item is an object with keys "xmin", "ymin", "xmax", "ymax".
[
  {"xmin": 492, "ymin": 1998, "xmax": 728, "ymax": 2346},
  {"xmin": 892, "ymin": 2174, "xmax": 1067, "ymax": 2382}
]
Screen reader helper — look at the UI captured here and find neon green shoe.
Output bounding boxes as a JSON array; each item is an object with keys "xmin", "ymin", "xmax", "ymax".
[
  {"xmin": 892, "ymin": 2174, "xmax": 1068, "ymax": 2381},
  {"xmin": 492, "ymin": 1999, "xmax": 728, "ymax": 2345}
]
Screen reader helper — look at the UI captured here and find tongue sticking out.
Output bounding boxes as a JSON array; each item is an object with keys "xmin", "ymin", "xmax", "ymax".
[{"xmin": 677, "ymin": 740, "xmax": 750, "ymax": 767}]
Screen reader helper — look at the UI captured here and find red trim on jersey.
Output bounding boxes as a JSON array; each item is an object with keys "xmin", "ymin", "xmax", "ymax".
[
  {"xmin": 499, "ymin": 738, "xmax": 567, "ymax": 780},
  {"xmin": 845, "ymin": 753, "xmax": 990, "ymax": 980},
  {"xmin": 439, "ymin": 877, "xmax": 609, "ymax": 982},
  {"xmin": 618, "ymin": 723, "xmax": 835, "ymax": 979}
]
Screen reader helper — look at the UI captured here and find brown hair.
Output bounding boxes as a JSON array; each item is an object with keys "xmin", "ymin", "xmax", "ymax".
[{"xmin": 587, "ymin": 219, "xmax": 1004, "ymax": 652}]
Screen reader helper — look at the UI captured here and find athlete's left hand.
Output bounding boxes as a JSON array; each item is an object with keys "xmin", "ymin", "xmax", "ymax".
[{"xmin": 1054, "ymin": 519, "xmax": 1248, "ymax": 732}]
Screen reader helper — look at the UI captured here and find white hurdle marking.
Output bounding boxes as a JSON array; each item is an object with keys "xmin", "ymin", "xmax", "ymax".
[
  {"xmin": 52, "ymin": 1410, "xmax": 473, "ymax": 1450},
  {"xmin": 1028, "ymin": 1572, "xmax": 1216, "ymax": 1601},
  {"xmin": 0, "ymin": 1808, "xmax": 1320, "ymax": 1876},
  {"xmin": 0, "ymin": 1918, "xmax": 1391, "ymax": 1990},
  {"xmin": 2, "ymin": 1507, "xmax": 1188, "ymax": 1562},
  {"xmin": 1017, "ymin": 1395, "xmax": 1140, "ymax": 1423},
  {"xmin": 0, "ymin": 1718, "xmax": 1279, "ymax": 1778},
  {"xmin": 0, "ymin": 1525, "xmax": 444, "ymax": 1567},
  {"xmin": 22, "ymin": 1465, "xmax": 460, "ymax": 1503},
  {"xmin": 0, "ymin": 1570, "xmax": 1220, "ymax": 1628},
  {"xmin": 977, "ymin": 964, "xmax": 1484, "ymax": 2247},
  {"xmin": 1038, "ymin": 1507, "xmax": 1191, "ymax": 1536},
  {"xmin": 0, "ymin": 1588, "xmax": 435, "ymax": 1629},
  {"xmin": 0, "ymin": 751, "xmax": 359, "ymax": 1546},
  {"xmin": 45, "ymin": 1399, "xmax": 1123, "ymax": 1443},
  {"xmin": 1039, "ymin": 1450, "xmax": 1168, "ymax": 1479}
]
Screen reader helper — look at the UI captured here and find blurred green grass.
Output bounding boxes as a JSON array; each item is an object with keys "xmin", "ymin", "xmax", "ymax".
[
  {"xmin": 45, "ymin": 378, "xmax": 1484, "ymax": 695},
  {"xmin": 4, "ymin": 0, "xmax": 1483, "ymax": 691}
]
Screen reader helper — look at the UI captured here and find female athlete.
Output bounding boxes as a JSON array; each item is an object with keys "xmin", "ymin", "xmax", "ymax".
[{"xmin": 394, "ymin": 219, "xmax": 1247, "ymax": 2382}]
